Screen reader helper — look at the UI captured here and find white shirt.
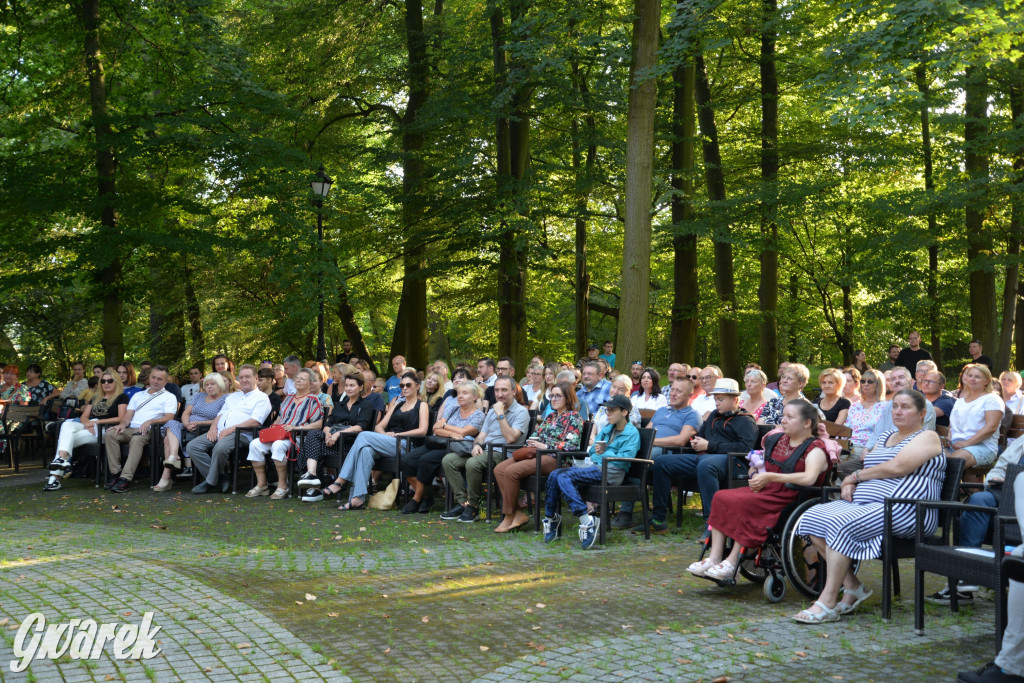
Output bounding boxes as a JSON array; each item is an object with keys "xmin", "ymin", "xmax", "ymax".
[
  {"xmin": 217, "ymin": 389, "xmax": 272, "ymax": 431},
  {"xmin": 479, "ymin": 374, "xmax": 496, "ymax": 387},
  {"xmin": 126, "ymin": 389, "xmax": 178, "ymax": 429},
  {"xmin": 631, "ymin": 392, "xmax": 667, "ymax": 410},
  {"xmin": 181, "ymin": 382, "xmax": 202, "ymax": 401},
  {"xmin": 950, "ymin": 392, "xmax": 1005, "ymax": 453},
  {"xmin": 691, "ymin": 393, "xmax": 717, "ymax": 417},
  {"xmin": 284, "ymin": 377, "xmax": 296, "ymax": 396}
]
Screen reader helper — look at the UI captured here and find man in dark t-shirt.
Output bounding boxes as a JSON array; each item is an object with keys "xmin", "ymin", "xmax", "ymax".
[
  {"xmin": 895, "ymin": 330, "xmax": 932, "ymax": 376},
  {"xmin": 335, "ymin": 339, "xmax": 356, "ymax": 364},
  {"xmin": 968, "ymin": 340, "xmax": 994, "ymax": 372}
]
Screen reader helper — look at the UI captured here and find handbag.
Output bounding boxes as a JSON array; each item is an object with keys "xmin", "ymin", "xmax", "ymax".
[
  {"xmin": 425, "ymin": 435, "xmax": 450, "ymax": 449},
  {"xmin": 259, "ymin": 424, "xmax": 289, "ymax": 443},
  {"xmin": 367, "ymin": 479, "xmax": 400, "ymax": 510},
  {"xmin": 512, "ymin": 446, "xmax": 538, "ymax": 462}
]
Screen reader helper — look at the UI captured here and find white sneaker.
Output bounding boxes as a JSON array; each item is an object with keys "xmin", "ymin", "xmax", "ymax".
[{"xmin": 296, "ymin": 473, "xmax": 320, "ymax": 487}]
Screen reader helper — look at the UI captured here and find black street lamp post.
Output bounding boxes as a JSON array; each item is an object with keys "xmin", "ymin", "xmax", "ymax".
[{"xmin": 310, "ymin": 166, "xmax": 333, "ymax": 361}]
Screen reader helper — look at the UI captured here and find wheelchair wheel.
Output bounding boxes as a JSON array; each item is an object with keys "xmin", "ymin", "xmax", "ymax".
[
  {"xmin": 763, "ymin": 574, "xmax": 786, "ymax": 602},
  {"xmin": 739, "ymin": 555, "xmax": 769, "ymax": 584}
]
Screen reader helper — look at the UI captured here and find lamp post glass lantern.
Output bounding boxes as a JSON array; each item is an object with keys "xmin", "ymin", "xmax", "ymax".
[{"xmin": 311, "ymin": 166, "xmax": 332, "ymax": 361}]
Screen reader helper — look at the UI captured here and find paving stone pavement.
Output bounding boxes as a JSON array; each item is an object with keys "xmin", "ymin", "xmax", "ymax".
[{"xmin": 0, "ymin": 497, "xmax": 1004, "ymax": 682}]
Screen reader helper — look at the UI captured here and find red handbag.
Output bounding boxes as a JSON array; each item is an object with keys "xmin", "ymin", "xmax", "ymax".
[{"xmin": 259, "ymin": 424, "xmax": 289, "ymax": 443}]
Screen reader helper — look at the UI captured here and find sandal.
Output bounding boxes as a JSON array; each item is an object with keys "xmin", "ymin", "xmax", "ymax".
[
  {"xmin": 163, "ymin": 456, "xmax": 182, "ymax": 472},
  {"xmin": 322, "ymin": 482, "xmax": 343, "ymax": 497},
  {"xmin": 245, "ymin": 485, "xmax": 270, "ymax": 498},
  {"xmin": 704, "ymin": 560, "xmax": 737, "ymax": 580},
  {"xmin": 269, "ymin": 488, "xmax": 288, "ymax": 500},
  {"xmin": 792, "ymin": 600, "xmax": 840, "ymax": 624},
  {"xmin": 152, "ymin": 479, "xmax": 173, "ymax": 492},
  {"xmin": 836, "ymin": 583, "xmax": 874, "ymax": 615},
  {"xmin": 338, "ymin": 499, "xmax": 366, "ymax": 512},
  {"xmin": 687, "ymin": 558, "xmax": 716, "ymax": 577}
]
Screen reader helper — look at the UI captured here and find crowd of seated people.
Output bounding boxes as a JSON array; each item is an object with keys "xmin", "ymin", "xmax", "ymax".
[{"xmin": 5, "ymin": 335, "xmax": 1021, "ymax": 579}]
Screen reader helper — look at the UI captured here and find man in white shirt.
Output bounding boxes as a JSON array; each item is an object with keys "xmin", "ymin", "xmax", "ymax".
[
  {"xmin": 691, "ymin": 365, "xmax": 722, "ymax": 419},
  {"xmin": 180, "ymin": 365, "xmax": 204, "ymax": 402},
  {"xmin": 280, "ymin": 355, "xmax": 300, "ymax": 396},
  {"xmin": 187, "ymin": 364, "xmax": 272, "ymax": 494},
  {"xmin": 104, "ymin": 366, "xmax": 178, "ymax": 493}
]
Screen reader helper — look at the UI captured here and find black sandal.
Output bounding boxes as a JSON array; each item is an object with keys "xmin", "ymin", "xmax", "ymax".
[
  {"xmin": 338, "ymin": 499, "xmax": 366, "ymax": 512},
  {"xmin": 322, "ymin": 482, "xmax": 344, "ymax": 496}
]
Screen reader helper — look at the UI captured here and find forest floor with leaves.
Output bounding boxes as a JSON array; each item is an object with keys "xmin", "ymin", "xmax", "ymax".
[{"xmin": 0, "ymin": 464, "xmax": 1001, "ymax": 682}]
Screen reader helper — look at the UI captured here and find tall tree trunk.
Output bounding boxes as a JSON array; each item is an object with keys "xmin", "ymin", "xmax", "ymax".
[
  {"xmin": 787, "ymin": 272, "xmax": 798, "ymax": 363},
  {"xmin": 916, "ymin": 64, "xmax": 943, "ymax": 372},
  {"xmin": 492, "ymin": 1, "xmax": 532, "ymax": 372},
  {"xmin": 965, "ymin": 66, "xmax": 997, "ymax": 352},
  {"xmin": 426, "ymin": 308, "xmax": 451, "ymax": 368},
  {"xmin": 336, "ymin": 280, "xmax": 379, "ymax": 377},
  {"xmin": 572, "ymin": 115, "xmax": 592, "ymax": 361},
  {"xmin": 1000, "ymin": 60, "xmax": 1023, "ymax": 373},
  {"xmin": 183, "ymin": 253, "xmax": 204, "ymax": 365},
  {"xmin": 669, "ymin": 55, "xmax": 699, "ymax": 364},
  {"xmin": 694, "ymin": 53, "xmax": 740, "ymax": 380},
  {"xmin": 0, "ymin": 327, "xmax": 18, "ymax": 361},
  {"xmin": 81, "ymin": 0, "xmax": 123, "ymax": 366},
  {"xmin": 390, "ymin": 0, "xmax": 431, "ymax": 370},
  {"xmin": 757, "ymin": 0, "xmax": 779, "ymax": 375},
  {"xmin": 615, "ymin": 0, "xmax": 660, "ymax": 368}
]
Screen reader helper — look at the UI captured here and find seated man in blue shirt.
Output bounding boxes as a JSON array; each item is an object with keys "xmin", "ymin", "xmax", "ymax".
[
  {"xmin": 920, "ymin": 370, "xmax": 955, "ymax": 428},
  {"xmin": 613, "ymin": 377, "xmax": 701, "ymax": 529},
  {"xmin": 576, "ymin": 361, "xmax": 611, "ymax": 417},
  {"xmin": 636, "ymin": 378, "xmax": 758, "ymax": 540},
  {"xmin": 542, "ymin": 395, "xmax": 640, "ymax": 549}
]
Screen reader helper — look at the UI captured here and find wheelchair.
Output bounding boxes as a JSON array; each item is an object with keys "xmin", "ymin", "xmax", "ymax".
[{"xmin": 693, "ymin": 450, "xmax": 860, "ymax": 602}]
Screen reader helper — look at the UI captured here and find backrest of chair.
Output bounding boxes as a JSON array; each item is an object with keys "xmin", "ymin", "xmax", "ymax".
[
  {"xmin": 824, "ymin": 421, "xmax": 852, "ymax": 439},
  {"xmin": 5, "ymin": 405, "xmax": 39, "ymax": 424},
  {"xmin": 1008, "ymin": 415, "xmax": 1024, "ymax": 441},
  {"xmin": 639, "ymin": 409, "xmax": 655, "ymax": 428},
  {"xmin": 940, "ymin": 457, "xmax": 966, "ymax": 502},
  {"xmin": 578, "ymin": 420, "xmax": 594, "ymax": 449},
  {"xmin": 525, "ymin": 410, "xmax": 537, "ymax": 439},
  {"xmin": 625, "ymin": 428, "xmax": 656, "ymax": 479},
  {"xmin": 1000, "ymin": 463, "xmax": 1024, "ymax": 545},
  {"xmin": 756, "ymin": 423, "xmax": 774, "ymax": 445}
]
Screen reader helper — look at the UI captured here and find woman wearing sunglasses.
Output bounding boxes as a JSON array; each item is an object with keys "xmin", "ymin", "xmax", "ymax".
[
  {"xmin": 327, "ymin": 370, "xmax": 428, "ymax": 511},
  {"xmin": 44, "ymin": 370, "xmax": 128, "ymax": 491}
]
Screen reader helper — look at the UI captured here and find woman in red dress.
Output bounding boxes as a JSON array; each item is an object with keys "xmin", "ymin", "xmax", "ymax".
[{"xmin": 689, "ymin": 400, "xmax": 830, "ymax": 580}]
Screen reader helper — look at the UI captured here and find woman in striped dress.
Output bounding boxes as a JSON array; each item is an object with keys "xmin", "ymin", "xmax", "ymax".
[
  {"xmin": 246, "ymin": 368, "xmax": 324, "ymax": 500},
  {"xmin": 792, "ymin": 388, "xmax": 945, "ymax": 624}
]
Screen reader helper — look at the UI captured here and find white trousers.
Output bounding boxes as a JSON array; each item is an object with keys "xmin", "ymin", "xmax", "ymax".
[{"xmin": 56, "ymin": 421, "xmax": 99, "ymax": 457}]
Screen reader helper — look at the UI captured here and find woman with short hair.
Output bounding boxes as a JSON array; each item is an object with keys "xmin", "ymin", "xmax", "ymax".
[
  {"xmin": 246, "ymin": 368, "xmax": 324, "ymax": 499},
  {"xmin": 759, "ymin": 363, "xmax": 812, "ymax": 426},
  {"xmin": 846, "ymin": 369, "xmax": 886, "ymax": 456},
  {"xmin": 739, "ymin": 368, "xmax": 771, "ymax": 421},
  {"xmin": 815, "ymin": 368, "xmax": 851, "ymax": 425},
  {"xmin": 153, "ymin": 373, "xmax": 229, "ymax": 492}
]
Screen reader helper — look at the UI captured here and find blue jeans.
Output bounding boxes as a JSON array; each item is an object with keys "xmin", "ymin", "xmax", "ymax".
[
  {"xmin": 651, "ymin": 452, "xmax": 740, "ymax": 522},
  {"xmin": 338, "ymin": 432, "xmax": 403, "ymax": 502},
  {"xmin": 544, "ymin": 466, "xmax": 626, "ymax": 518},
  {"xmin": 961, "ymin": 489, "xmax": 1000, "ymax": 547}
]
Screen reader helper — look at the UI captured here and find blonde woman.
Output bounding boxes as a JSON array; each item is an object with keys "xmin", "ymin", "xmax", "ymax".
[
  {"xmin": 815, "ymin": 368, "xmax": 851, "ymax": 425},
  {"xmin": 420, "ymin": 371, "xmax": 447, "ymax": 410},
  {"xmin": 846, "ymin": 368, "xmax": 886, "ymax": 455},
  {"xmin": 44, "ymin": 371, "xmax": 127, "ymax": 491},
  {"xmin": 759, "ymin": 363, "xmax": 813, "ymax": 426},
  {"xmin": 948, "ymin": 363, "xmax": 1004, "ymax": 469},
  {"xmin": 154, "ymin": 373, "xmax": 229, "ymax": 491}
]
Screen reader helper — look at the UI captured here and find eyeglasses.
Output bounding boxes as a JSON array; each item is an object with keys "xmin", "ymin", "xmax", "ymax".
[
  {"xmin": 861, "ymin": 379, "xmax": 876, "ymax": 384},
  {"xmin": 100, "ymin": 379, "xmax": 114, "ymax": 384},
  {"xmin": 688, "ymin": 375, "xmax": 699, "ymax": 380},
  {"xmin": 550, "ymin": 394, "xmax": 563, "ymax": 400},
  {"xmin": 399, "ymin": 382, "xmax": 415, "ymax": 389}
]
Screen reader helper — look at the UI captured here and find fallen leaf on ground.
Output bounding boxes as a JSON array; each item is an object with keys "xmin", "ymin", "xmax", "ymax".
[
  {"xmin": 384, "ymin": 647, "xmax": 391, "ymax": 654},
  {"xmin": 236, "ymin": 643, "xmax": 252, "ymax": 649},
  {"xmin": 421, "ymin": 616, "xmax": 429, "ymax": 623},
  {"xmin": 295, "ymin": 601, "xmax": 303, "ymax": 605},
  {"xmin": 305, "ymin": 593, "xmax": 317, "ymax": 601},
  {"xmin": 327, "ymin": 613, "xmax": 339, "ymax": 618},
  {"xmin": 795, "ymin": 651, "xmax": 806, "ymax": 657},
  {"xmin": 535, "ymin": 603, "xmax": 546, "ymax": 608},
  {"xmin": 479, "ymin": 646, "xmax": 489, "ymax": 651}
]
